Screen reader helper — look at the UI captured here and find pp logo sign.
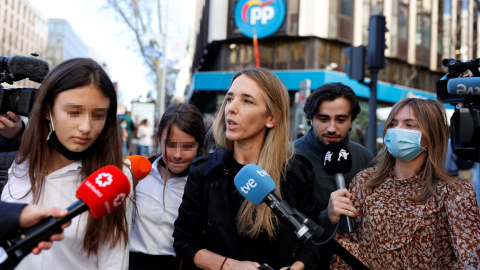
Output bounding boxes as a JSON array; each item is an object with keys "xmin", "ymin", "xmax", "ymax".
[
  {"xmin": 234, "ymin": 0, "xmax": 286, "ymax": 39},
  {"xmin": 95, "ymin": 172, "xmax": 113, "ymax": 187}
]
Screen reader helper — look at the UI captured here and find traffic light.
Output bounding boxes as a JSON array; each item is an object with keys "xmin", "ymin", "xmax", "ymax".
[
  {"xmin": 344, "ymin": 46, "xmax": 365, "ymax": 81},
  {"xmin": 367, "ymin": 15, "xmax": 387, "ymax": 69}
]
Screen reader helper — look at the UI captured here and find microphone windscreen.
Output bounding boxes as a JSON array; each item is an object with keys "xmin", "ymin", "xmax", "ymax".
[
  {"xmin": 447, "ymin": 77, "xmax": 480, "ymax": 96},
  {"xmin": 76, "ymin": 165, "xmax": 131, "ymax": 219},
  {"xmin": 322, "ymin": 142, "xmax": 352, "ymax": 175},
  {"xmin": 8, "ymin": 55, "xmax": 50, "ymax": 78},
  {"xmin": 234, "ymin": 164, "xmax": 276, "ymax": 205},
  {"xmin": 123, "ymin": 155, "xmax": 152, "ymax": 181}
]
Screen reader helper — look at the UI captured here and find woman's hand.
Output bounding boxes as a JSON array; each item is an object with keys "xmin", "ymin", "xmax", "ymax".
[
  {"xmin": 230, "ymin": 260, "xmax": 261, "ymax": 270},
  {"xmin": 280, "ymin": 261, "xmax": 305, "ymax": 270},
  {"xmin": 327, "ymin": 189, "xmax": 357, "ymax": 224}
]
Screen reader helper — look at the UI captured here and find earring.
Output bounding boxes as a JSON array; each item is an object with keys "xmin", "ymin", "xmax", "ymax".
[{"xmin": 267, "ymin": 124, "xmax": 271, "ymax": 128}]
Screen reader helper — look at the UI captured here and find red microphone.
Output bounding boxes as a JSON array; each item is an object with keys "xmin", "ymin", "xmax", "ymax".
[
  {"xmin": 123, "ymin": 155, "xmax": 152, "ymax": 181},
  {"xmin": 1, "ymin": 165, "xmax": 131, "ymax": 265}
]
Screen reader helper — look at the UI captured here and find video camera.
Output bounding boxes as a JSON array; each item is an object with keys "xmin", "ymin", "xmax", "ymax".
[
  {"xmin": 436, "ymin": 58, "xmax": 480, "ymax": 162},
  {"xmin": 0, "ymin": 54, "xmax": 50, "ymax": 117}
]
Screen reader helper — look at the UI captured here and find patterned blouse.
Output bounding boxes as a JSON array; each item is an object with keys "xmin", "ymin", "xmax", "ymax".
[{"xmin": 331, "ymin": 167, "xmax": 480, "ymax": 270}]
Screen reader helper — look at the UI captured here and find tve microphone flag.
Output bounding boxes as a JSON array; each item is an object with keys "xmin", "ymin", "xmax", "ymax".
[
  {"xmin": 1, "ymin": 165, "xmax": 131, "ymax": 267},
  {"xmin": 234, "ymin": 164, "xmax": 320, "ymax": 242},
  {"xmin": 123, "ymin": 155, "xmax": 152, "ymax": 181},
  {"xmin": 322, "ymin": 142, "xmax": 357, "ymax": 233}
]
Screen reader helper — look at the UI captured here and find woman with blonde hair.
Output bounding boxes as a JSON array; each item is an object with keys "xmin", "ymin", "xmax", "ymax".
[
  {"xmin": 173, "ymin": 68, "xmax": 320, "ymax": 270},
  {"xmin": 329, "ymin": 98, "xmax": 480, "ymax": 269}
]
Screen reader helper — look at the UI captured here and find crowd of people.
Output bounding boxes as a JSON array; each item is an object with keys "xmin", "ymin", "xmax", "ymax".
[{"xmin": 0, "ymin": 58, "xmax": 479, "ymax": 270}]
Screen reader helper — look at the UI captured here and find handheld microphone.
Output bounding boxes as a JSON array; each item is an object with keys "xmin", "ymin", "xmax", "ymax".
[
  {"xmin": 322, "ymin": 142, "xmax": 357, "ymax": 233},
  {"xmin": 447, "ymin": 77, "xmax": 480, "ymax": 96},
  {"xmin": 123, "ymin": 155, "xmax": 152, "ymax": 181},
  {"xmin": 1, "ymin": 165, "xmax": 131, "ymax": 264},
  {"xmin": 0, "ymin": 55, "xmax": 50, "ymax": 82},
  {"xmin": 234, "ymin": 164, "xmax": 323, "ymax": 242}
]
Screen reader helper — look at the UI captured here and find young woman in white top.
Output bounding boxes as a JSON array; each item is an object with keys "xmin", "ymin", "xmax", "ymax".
[
  {"xmin": 1, "ymin": 58, "xmax": 133, "ymax": 270},
  {"xmin": 137, "ymin": 119, "xmax": 153, "ymax": 157},
  {"xmin": 129, "ymin": 103, "xmax": 206, "ymax": 270}
]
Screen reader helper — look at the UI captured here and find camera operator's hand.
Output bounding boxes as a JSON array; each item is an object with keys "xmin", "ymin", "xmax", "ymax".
[{"xmin": 0, "ymin": 111, "xmax": 23, "ymax": 139}]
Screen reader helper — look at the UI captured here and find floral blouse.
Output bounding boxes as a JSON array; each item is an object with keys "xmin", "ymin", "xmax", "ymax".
[{"xmin": 331, "ymin": 167, "xmax": 480, "ymax": 269}]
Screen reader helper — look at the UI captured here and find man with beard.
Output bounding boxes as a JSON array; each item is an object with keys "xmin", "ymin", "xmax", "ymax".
[{"xmin": 294, "ymin": 83, "xmax": 373, "ymax": 234}]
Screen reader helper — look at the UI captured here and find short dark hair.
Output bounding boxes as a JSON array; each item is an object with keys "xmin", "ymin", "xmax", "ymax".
[{"xmin": 303, "ymin": 82, "xmax": 361, "ymax": 123}]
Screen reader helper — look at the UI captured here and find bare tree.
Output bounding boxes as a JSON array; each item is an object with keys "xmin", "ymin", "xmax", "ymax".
[{"xmin": 105, "ymin": 0, "xmax": 168, "ymax": 116}]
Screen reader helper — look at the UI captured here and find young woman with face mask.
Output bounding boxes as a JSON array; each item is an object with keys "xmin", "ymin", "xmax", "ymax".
[
  {"xmin": 129, "ymin": 103, "xmax": 206, "ymax": 270},
  {"xmin": 328, "ymin": 98, "xmax": 480, "ymax": 269},
  {"xmin": 1, "ymin": 58, "xmax": 133, "ymax": 269}
]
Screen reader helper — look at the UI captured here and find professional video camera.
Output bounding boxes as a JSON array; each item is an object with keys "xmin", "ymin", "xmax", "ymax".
[
  {"xmin": 436, "ymin": 58, "xmax": 480, "ymax": 162},
  {"xmin": 0, "ymin": 54, "xmax": 50, "ymax": 193},
  {"xmin": 0, "ymin": 54, "xmax": 50, "ymax": 117}
]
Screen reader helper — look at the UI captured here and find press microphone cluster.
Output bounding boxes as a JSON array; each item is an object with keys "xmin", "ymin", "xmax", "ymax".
[
  {"xmin": 234, "ymin": 164, "xmax": 323, "ymax": 243},
  {"xmin": 0, "ymin": 55, "xmax": 50, "ymax": 82},
  {"xmin": 1, "ymin": 165, "xmax": 131, "ymax": 268},
  {"xmin": 322, "ymin": 142, "xmax": 357, "ymax": 233},
  {"xmin": 123, "ymin": 155, "xmax": 152, "ymax": 181}
]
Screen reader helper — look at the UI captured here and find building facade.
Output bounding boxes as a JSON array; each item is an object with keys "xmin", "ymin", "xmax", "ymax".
[{"xmin": 0, "ymin": 0, "xmax": 48, "ymax": 88}]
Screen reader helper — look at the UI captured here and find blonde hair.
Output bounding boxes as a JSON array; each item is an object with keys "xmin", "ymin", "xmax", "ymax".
[
  {"xmin": 365, "ymin": 98, "xmax": 455, "ymax": 201},
  {"xmin": 211, "ymin": 68, "xmax": 293, "ymax": 239}
]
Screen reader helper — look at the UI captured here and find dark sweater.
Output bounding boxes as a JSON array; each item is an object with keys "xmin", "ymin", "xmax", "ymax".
[
  {"xmin": 294, "ymin": 129, "xmax": 374, "ymax": 235},
  {"xmin": 173, "ymin": 148, "xmax": 321, "ymax": 270}
]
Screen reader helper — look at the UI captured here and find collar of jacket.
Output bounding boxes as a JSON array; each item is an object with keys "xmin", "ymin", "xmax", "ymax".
[{"xmin": 199, "ymin": 147, "xmax": 232, "ymax": 177}]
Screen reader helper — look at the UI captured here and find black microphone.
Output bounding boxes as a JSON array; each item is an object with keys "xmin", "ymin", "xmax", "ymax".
[
  {"xmin": 322, "ymin": 142, "xmax": 357, "ymax": 233},
  {"xmin": 0, "ymin": 165, "xmax": 131, "ymax": 269},
  {"xmin": 234, "ymin": 164, "xmax": 323, "ymax": 243},
  {"xmin": 0, "ymin": 55, "xmax": 50, "ymax": 82}
]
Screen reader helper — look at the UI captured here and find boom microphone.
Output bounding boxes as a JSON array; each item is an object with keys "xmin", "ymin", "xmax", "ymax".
[
  {"xmin": 234, "ymin": 164, "xmax": 323, "ymax": 242},
  {"xmin": 123, "ymin": 155, "xmax": 152, "ymax": 181},
  {"xmin": 1, "ymin": 165, "xmax": 130, "ymax": 267},
  {"xmin": 322, "ymin": 142, "xmax": 357, "ymax": 233},
  {"xmin": 0, "ymin": 55, "xmax": 50, "ymax": 82},
  {"xmin": 447, "ymin": 77, "xmax": 480, "ymax": 96}
]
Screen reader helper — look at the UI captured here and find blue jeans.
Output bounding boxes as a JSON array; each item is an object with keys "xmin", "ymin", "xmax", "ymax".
[{"xmin": 139, "ymin": 145, "xmax": 150, "ymax": 157}]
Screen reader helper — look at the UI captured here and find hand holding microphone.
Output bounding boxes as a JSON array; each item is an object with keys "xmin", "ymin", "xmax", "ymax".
[
  {"xmin": 1, "ymin": 165, "xmax": 131, "ymax": 267},
  {"xmin": 322, "ymin": 142, "xmax": 357, "ymax": 233}
]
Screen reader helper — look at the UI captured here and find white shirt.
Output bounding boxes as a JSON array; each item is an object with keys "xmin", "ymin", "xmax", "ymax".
[
  {"xmin": 136, "ymin": 125, "xmax": 153, "ymax": 147},
  {"xmin": 1, "ymin": 160, "xmax": 134, "ymax": 270},
  {"xmin": 129, "ymin": 156, "xmax": 187, "ymax": 255}
]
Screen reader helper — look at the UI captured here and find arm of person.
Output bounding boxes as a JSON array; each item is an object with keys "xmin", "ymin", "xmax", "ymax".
[
  {"xmin": 0, "ymin": 202, "xmax": 70, "ymax": 254},
  {"xmin": 445, "ymin": 180, "xmax": 480, "ymax": 269},
  {"xmin": 0, "ymin": 111, "xmax": 23, "ymax": 139},
  {"xmin": 193, "ymin": 249, "xmax": 260, "ymax": 270}
]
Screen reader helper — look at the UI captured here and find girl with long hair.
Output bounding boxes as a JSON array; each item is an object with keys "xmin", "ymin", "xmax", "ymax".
[
  {"xmin": 173, "ymin": 68, "xmax": 320, "ymax": 270},
  {"xmin": 1, "ymin": 58, "xmax": 133, "ymax": 269},
  {"xmin": 129, "ymin": 102, "xmax": 206, "ymax": 270},
  {"xmin": 330, "ymin": 98, "xmax": 480, "ymax": 269}
]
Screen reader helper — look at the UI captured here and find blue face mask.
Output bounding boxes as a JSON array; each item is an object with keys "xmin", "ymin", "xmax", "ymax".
[{"xmin": 384, "ymin": 127, "xmax": 426, "ymax": 162}]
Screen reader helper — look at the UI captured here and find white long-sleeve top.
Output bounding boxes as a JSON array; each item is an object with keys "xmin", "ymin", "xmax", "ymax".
[
  {"xmin": 129, "ymin": 155, "xmax": 187, "ymax": 255},
  {"xmin": 136, "ymin": 125, "xmax": 153, "ymax": 147},
  {"xmin": 1, "ymin": 160, "xmax": 133, "ymax": 270}
]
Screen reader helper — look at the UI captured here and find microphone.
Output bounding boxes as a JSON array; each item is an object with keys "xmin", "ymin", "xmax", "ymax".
[
  {"xmin": 123, "ymin": 155, "xmax": 152, "ymax": 181},
  {"xmin": 1, "ymin": 165, "xmax": 131, "ymax": 265},
  {"xmin": 0, "ymin": 55, "xmax": 50, "ymax": 82},
  {"xmin": 234, "ymin": 164, "xmax": 323, "ymax": 242},
  {"xmin": 322, "ymin": 142, "xmax": 357, "ymax": 233},
  {"xmin": 447, "ymin": 77, "xmax": 480, "ymax": 96}
]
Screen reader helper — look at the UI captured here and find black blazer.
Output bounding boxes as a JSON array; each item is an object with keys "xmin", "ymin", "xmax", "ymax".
[
  {"xmin": 173, "ymin": 148, "xmax": 321, "ymax": 270},
  {"xmin": 0, "ymin": 201, "xmax": 26, "ymax": 242}
]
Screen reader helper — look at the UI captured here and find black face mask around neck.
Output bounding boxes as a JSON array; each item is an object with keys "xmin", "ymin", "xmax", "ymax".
[
  {"xmin": 158, "ymin": 156, "xmax": 190, "ymax": 177},
  {"xmin": 47, "ymin": 131, "xmax": 93, "ymax": 161}
]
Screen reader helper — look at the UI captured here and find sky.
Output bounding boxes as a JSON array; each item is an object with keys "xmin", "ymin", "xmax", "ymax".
[{"xmin": 28, "ymin": 0, "xmax": 195, "ymax": 105}]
